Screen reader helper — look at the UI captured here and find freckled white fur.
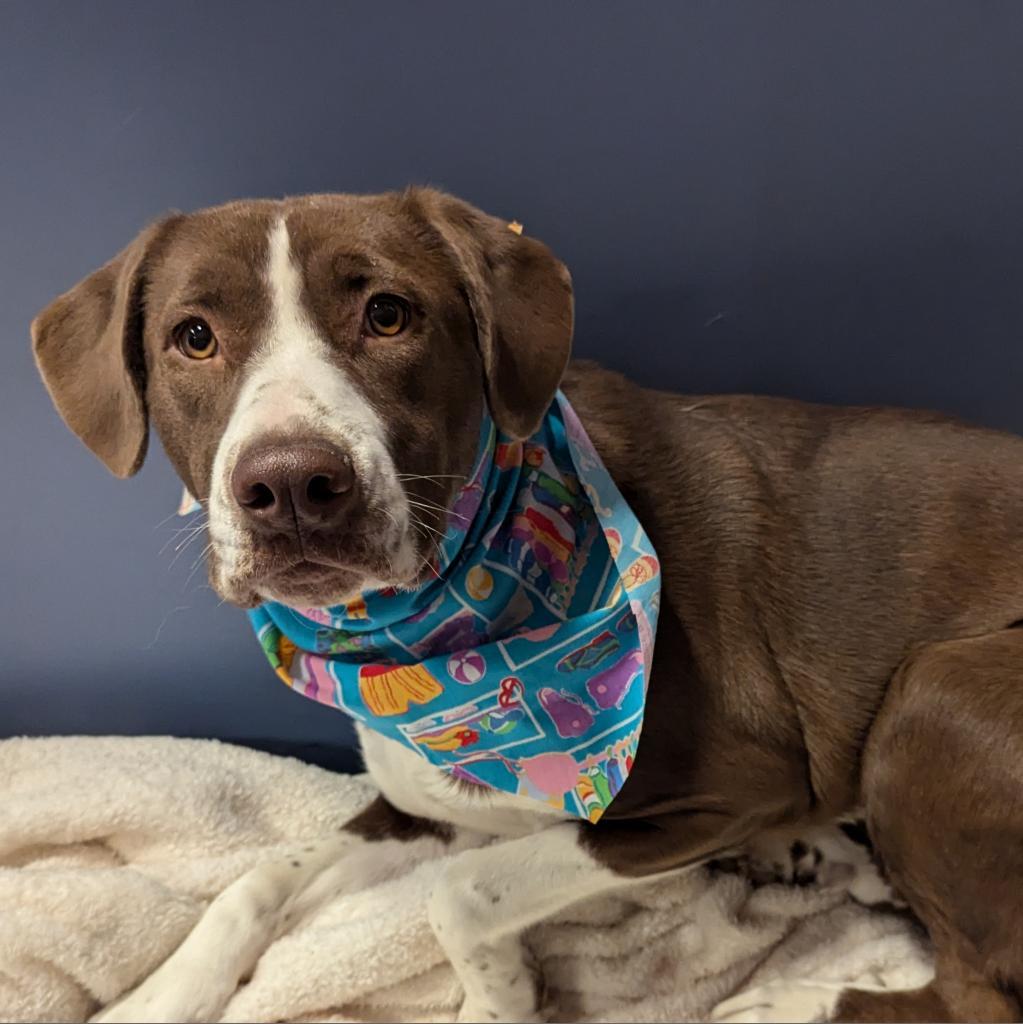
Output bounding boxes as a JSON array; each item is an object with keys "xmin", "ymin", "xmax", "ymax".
[
  {"xmin": 91, "ymin": 725, "xmax": 889, "ymax": 1023},
  {"xmin": 94, "ymin": 760, "xmax": 637, "ymax": 1024},
  {"xmin": 428, "ymin": 823, "xmax": 633, "ymax": 1023},
  {"xmin": 208, "ymin": 217, "xmax": 418, "ymax": 598},
  {"xmin": 92, "ymin": 818, "xmax": 484, "ymax": 1024},
  {"xmin": 91, "ymin": 732, "xmax": 614, "ymax": 1024}
]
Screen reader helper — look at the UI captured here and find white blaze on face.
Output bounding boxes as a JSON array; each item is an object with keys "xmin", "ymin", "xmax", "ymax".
[{"xmin": 208, "ymin": 217, "xmax": 415, "ymax": 599}]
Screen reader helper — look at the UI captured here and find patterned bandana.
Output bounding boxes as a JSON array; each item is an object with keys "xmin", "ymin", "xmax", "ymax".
[{"xmin": 189, "ymin": 393, "xmax": 661, "ymax": 822}]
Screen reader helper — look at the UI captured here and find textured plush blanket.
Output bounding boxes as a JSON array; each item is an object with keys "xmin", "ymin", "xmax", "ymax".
[{"xmin": 0, "ymin": 736, "xmax": 932, "ymax": 1022}]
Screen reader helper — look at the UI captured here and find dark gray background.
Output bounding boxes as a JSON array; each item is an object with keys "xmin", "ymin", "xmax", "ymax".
[{"xmin": 5, "ymin": 1, "xmax": 1023, "ymax": 760}]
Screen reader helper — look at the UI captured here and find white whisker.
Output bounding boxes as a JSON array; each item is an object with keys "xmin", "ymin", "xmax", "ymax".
[
  {"xmin": 406, "ymin": 498, "xmax": 468, "ymax": 523},
  {"xmin": 184, "ymin": 543, "xmax": 215, "ymax": 589},
  {"xmin": 168, "ymin": 529, "xmax": 209, "ymax": 570}
]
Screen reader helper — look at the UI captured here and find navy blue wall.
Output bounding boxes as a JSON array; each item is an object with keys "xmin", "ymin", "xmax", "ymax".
[{"xmin": 4, "ymin": 1, "xmax": 1023, "ymax": 754}]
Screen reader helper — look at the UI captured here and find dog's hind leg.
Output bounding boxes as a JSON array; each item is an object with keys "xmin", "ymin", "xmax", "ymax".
[
  {"xmin": 91, "ymin": 795, "xmax": 486, "ymax": 1024},
  {"xmin": 834, "ymin": 629, "xmax": 1023, "ymax": 1023}
]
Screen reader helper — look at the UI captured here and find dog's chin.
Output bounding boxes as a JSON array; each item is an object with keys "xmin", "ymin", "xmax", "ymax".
[
  {"xmin": 209, "ymin": 540, "xmax": 427, "ymax": 610},
  {"xmin": 257, "ymin": 566, "xmax": 366, "ymax": 608}
]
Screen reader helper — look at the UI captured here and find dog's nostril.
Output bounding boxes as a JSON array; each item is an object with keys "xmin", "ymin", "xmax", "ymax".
[
  {"xmin": 244, "ymin": 483, "xmax": 276, "ymax": 511},
  {"xmin": 307, "ymin": 473, "xmax": 344, "ymax": 506}
]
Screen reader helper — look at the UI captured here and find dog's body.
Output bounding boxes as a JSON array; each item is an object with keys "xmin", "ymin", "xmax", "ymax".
[{"xmin": 32, "ymin": 190, "xmax": 1023, "ymax": 1022}]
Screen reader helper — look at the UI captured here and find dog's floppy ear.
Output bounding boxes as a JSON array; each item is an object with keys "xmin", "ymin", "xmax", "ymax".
[
  {"xmin": 31, "ymin": 218, "xmax": 176, "ymax": 478},
  {"xmin": 411, "ymin": 189, "xmax": 573, "ymax": 440}
]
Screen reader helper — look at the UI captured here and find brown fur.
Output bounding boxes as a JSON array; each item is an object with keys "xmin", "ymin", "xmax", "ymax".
[
  {"xmin": 344, "ymin": 794, "xmax": 455, "ymax": 844},
  {"xmin": 566, "ymin": 367, "xmax": 1023, "ymax": 1015},
  {"xmin": 31, "ymin": 216, "xmax": 182, "ymax": 477},
  {"xmin": 32, "ymin": 190, "xmax": 1023, "ymax": 1020},
  {"xmin": 33, "ymin": 191, "xmax": 570, "ymax": 606}
]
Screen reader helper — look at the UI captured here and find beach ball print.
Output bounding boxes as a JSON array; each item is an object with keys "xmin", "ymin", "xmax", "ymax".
[
  {"xmin": 447, "ymin": 650, "xmax": 487, "ymax": 684},
  {"xmin": 465, "ymin": 565, "xmax": 494, "ymax": 601}
]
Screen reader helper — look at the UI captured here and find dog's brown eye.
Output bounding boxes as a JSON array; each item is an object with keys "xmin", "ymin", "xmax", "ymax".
[
  {"xmin": 365, "ymin": 295, "xmax": 410, "ymax": 337},
  {"xmin": 175, "ymin": 318, "xmax": 218, "ymax": 360}
]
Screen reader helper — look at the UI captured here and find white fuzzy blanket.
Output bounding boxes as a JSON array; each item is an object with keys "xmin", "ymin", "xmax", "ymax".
[{"xmin": 0, "ymin": 736, "xmax": 933, "ymax": 1023}]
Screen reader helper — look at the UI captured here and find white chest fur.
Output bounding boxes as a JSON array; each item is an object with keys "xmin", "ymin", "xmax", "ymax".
[{"xmin": 356, "ymin": 725, "xmax": 569, "ymax": 837}]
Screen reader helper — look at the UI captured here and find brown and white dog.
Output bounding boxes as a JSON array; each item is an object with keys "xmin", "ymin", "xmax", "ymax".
[{"xmin": 32, "ymin": 189, "xmax": 1023, "ymax": 1023}]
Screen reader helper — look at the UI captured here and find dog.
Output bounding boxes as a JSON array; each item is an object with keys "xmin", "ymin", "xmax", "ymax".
[{"xmin": 32, "ymin": 188, "xmax": 1023, "ymax": 1023}]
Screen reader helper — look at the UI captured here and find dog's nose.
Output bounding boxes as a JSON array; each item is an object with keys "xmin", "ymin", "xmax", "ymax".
[{"xmin": 230, "ymin": 444, "xmax": 358, "ymax": 530}]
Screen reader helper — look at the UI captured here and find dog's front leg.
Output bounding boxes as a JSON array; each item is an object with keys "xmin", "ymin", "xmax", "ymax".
[
  {"xmin": 429, "ymin": 821, "xmax": 682, "ymax": 1023},
  {"xmin": 92, "ymin": 795, "xmax": 486, "ymax": 1024}
]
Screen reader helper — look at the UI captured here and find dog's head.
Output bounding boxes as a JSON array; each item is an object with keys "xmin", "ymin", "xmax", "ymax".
[{"xmin": 32, "ymin": 190, "xmax": 573, "ymax": 607}]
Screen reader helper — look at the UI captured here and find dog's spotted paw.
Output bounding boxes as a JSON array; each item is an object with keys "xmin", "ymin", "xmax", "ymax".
[
  {"xmin": 711, "ymin": 979, "xmax": 845, "ymax": 1023},
  {"xmin": 748, "ymin": 835, "xmax": 828, "ymax": 888},
  {"xmin": 719, "ymin": 829, "xmax": 838, "ymax": 890},
  {"xmin": 718, "ymin": 819, "xmax": 906, "ymax": 907}
]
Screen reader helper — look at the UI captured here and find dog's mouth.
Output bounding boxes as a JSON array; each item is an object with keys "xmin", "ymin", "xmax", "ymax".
[
  {"xmin": 203, "ymin": 436, "xmax": 462, "ymax": 610},
  {"xmin": 259, "ymin": 558, "xmax": 382, "ymax": 608},
  {"xmin": 208, "ymin": 518, "xmax": 431, "ymax": 609}
]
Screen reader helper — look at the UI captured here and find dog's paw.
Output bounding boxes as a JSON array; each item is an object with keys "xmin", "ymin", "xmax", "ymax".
[
  {"xmin": 454, "ymin": 955, "xmax": 547, "ymax": 1024},
  {"xmin": 711, "ymin": 979, "xmax": 844, "ymax": 1023},
  {"xmin": 737, "ymin": 831, "xmax": 836, "ymax": 889},
  {"xmin": 734, "ymin": 819, "xmax": 906, "ymax": 904},
  {"xmin": 767, "ymin": 837, "xmax": 827, "ymax": 887}
]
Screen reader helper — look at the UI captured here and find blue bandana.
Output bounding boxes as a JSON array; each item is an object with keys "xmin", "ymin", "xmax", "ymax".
[{"xmin": 241, "ymin": 393, "xmax": 661, "ymax": 822}]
